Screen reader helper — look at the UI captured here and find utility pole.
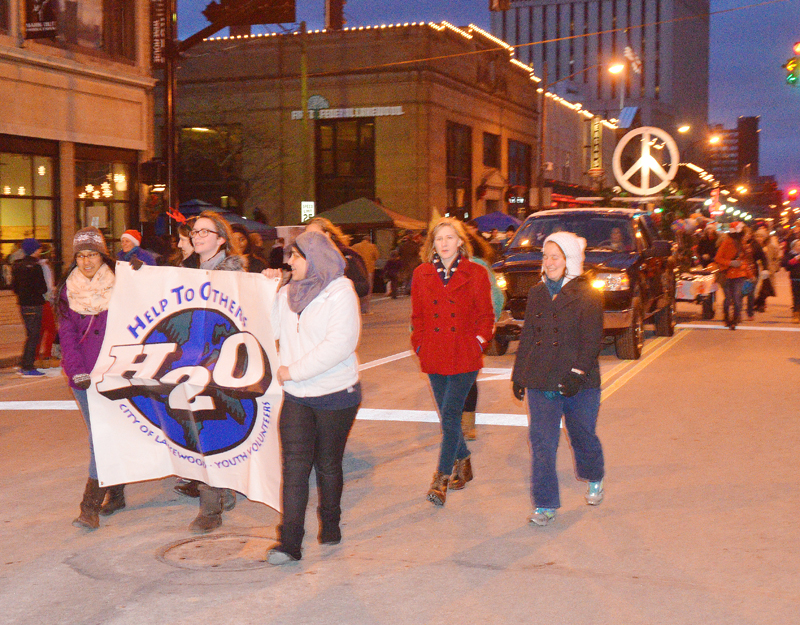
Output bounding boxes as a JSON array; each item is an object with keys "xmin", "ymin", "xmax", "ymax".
[
  {"xmin": 300, "ymin": 21, "xmax": 313, "ymax": 207},
  {"xmin": 164, "ymin": 0, "xmax": 178, "ymax": 221}
]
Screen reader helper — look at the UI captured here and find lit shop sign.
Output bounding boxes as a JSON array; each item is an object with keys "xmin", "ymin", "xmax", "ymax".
[{"xmin": 291, "ymin": 106, "xmax": 405, "ymax": 120}]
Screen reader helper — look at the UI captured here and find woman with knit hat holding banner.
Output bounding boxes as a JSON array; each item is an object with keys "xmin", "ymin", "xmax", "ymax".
[
  {"xmin": 512, "ymin": 231, "xmax": 605, "ymax": 527},
  {"xmin": 57, "ymin": 226, "xmax": 125, "ymax": 529}
]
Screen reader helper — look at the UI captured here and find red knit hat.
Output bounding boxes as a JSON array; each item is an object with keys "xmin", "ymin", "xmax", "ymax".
[{"xmin": 120, "ymin": 229, "xmax": 142, "ymax": 246}]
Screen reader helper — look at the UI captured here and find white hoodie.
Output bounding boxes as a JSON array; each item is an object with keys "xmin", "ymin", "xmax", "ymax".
[{"xmin": 271, "ymin": 275, "xmax": 361, "ymax": 398}]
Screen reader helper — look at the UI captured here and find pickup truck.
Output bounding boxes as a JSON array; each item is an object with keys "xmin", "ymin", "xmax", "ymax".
[{"xmin": 492, "ymin": 207, "xmax": 675, "ymax": 359}]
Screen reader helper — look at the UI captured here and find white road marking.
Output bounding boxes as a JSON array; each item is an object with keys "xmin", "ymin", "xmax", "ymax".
[
  {"xmin": 356, "ymin": 408, "xmax": 527, "ymax": 427},
  {"xmin": 358, "ymin": 350, "xmax": 413, "ymax": 371},
  {"xmin": 676, "ymin": 323, "xmax": 800, "ymax": 332},
  {"xmin": 0, "ymin": 400, "xmax": 78, "ymax": 411}
]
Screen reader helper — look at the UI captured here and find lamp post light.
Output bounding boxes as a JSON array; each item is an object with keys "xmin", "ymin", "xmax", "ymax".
[{"xmin": 608, "ymin": 62, "xmax": 626, "ymax": 112}]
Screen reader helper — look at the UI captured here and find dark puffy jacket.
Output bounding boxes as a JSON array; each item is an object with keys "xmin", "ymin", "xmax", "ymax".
[
  {"xmin": 11, "ymin": 257, "xmax": 47, "ymax": 306},
  {"xmin": 512, "ymin": 275, "xmax": 603, "ymax": 391}
]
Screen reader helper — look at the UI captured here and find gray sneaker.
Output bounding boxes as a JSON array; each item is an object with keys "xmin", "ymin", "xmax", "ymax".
[
  {"xmin": 586, "ymin": 480, "xmax": 604, "ymax": 505},
  {"xmin": 267, "ymin": 548, "xmax": 298, "ymax": 566},
  {"xmin": 528, "ymin": 508, "xmax": 556, "ymax": 526}
]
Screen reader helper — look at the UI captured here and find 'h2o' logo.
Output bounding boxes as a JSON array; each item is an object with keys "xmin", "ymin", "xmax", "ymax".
[{"xmin": 97, "ymin": 308, "xmax": 272, "ymax": 455}]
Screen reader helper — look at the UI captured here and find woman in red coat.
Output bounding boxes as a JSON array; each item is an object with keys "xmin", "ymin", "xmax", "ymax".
[{"xmin": 411, "ymin": 218, "xmax": 495, "ymax": 506}]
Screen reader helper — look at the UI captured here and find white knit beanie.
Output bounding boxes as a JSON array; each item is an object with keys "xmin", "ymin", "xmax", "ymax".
[{"xmin": 542, "ymin": 231, "xmax": 586, "ymax": 284}]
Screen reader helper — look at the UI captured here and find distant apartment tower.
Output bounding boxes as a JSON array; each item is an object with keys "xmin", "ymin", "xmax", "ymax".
[
  {"xmin": 491, "ymin": 0, "xmax": 710, "ymax": 134},
  {"xmin": 707, "ymin": 116, "xmax": 760, "ymax": 185}
]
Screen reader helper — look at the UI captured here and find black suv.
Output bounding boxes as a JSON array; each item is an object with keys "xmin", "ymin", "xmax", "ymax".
[{"xmin": 493, "ymin": 208, "xmax": 675, "ymax": 359}]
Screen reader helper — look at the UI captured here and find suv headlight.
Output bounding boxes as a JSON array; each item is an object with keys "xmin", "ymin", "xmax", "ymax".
[
  {"xmin": 496, "ymin": 273, "xmax": 508, "ymax": 290},
  {"xmin": 592, "ymin": 272, "xmax": 630, "ymax": 291}
]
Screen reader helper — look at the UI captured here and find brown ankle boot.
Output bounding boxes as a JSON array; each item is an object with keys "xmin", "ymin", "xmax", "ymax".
[
  {"xmin": 73, "ymin": 478, "xmax": 106, "ymax": 530},
  {"xmin": 99, "ymin": 484, "xmax": 126, "ymax": 516},
  {"xmin": 426, "ymin": 471, "xmax": 449, "ymax": 506},
  {"xmin": 461, "ymin": 411, "xmax": 476, "ymax": 440},
  {"xmin": 189, "ymin": 486, "xmax": 223, "ymax": 534},
  {"xmin": 449, "ymin": 456, "xmax": 473, "ymax": 490}
]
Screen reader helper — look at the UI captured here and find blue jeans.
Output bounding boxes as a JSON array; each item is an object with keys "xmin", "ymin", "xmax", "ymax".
[
  {"xmin": 722, "ymin": 276, "xmax": 745, "ymax": 324},
  {"xmin": 526, "ymin": 388, "xmax": 604, "ymax": 509},
  {"xmin": 428, "ymin": 371, "xmax": 478, "ymax": 474},
  {"xmin": 73, "ymin": 388, "xmax": 97, "ymax": 479},
  {"xmin": 20, "ymin": 305, "xmax": 43, "ymax": 370}
]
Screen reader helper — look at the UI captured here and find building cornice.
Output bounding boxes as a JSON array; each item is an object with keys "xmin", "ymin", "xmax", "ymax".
[{"xmin": 0, "ymin": 46, "xmax": 156, "ymax": 90}]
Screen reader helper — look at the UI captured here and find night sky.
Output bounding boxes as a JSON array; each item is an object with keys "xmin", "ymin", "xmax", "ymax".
[{"xmin": 178, "ymin": 0, "xmax": 800, "ymax": 191}]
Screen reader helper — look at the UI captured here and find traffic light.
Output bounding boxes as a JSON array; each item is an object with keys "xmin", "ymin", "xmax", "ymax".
[
  {"xmin": 784, "ymin": 42, "xmax": 800, "ymax": 86},
  {"xmin": 202, "ymin": 0, "xmax": 295, "ymax": 27}
]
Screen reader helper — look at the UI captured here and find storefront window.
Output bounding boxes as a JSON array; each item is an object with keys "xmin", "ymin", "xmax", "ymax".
[
  {"xmin": 315, "ymin": 118, "xmax": 375, "ymax": 212},
  {"xmin": 508, "ymin": 138, "xmax": 531, "ymax": 213},
  {"xmin": 54, "ymin": 0, "xmax": 136, "ymax": 60},
  {"xmin": 179, "ymin": 125, "xmax": 244, "ymax": 209},
  {"xmin": 446, "ymin": 121, "xmax": 472, "ymax": 219},
  {"xmin": 0, "ymin": 0, "xmax": 9, "ymax": 34},
  {"xmin": 0, "ymin": 153, "xmax": 55, "ymax": 258},
  {"xmin": 75, "ymin": 160, "xmax": 132, "ymax": 248}
]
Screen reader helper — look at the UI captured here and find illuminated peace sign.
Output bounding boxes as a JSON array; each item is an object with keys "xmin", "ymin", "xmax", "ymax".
[{"xmin": 612, "ymin": 127, "xmax": 680, "ymax": 196}]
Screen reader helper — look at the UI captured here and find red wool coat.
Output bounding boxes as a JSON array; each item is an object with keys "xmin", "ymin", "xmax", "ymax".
[{"xmin": 411, "ymin": 259, "xmax": 495, "ymax": 375}]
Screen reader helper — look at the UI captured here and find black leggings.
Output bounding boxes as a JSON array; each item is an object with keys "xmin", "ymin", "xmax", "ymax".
[
  {"xmin": 277, "ymin": 398, "xmax": 358, "ymax": 559},
  {"xmin": 463, "ymin": 381, "xmax": 478, "ymax": 413}
]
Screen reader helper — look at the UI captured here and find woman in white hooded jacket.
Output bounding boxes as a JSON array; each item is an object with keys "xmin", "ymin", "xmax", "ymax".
[{"xmin": 263, "ymin": 230, "xmax": 361, "ymax": 565}]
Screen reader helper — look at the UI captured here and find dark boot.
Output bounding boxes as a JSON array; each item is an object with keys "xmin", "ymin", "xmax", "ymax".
[
  {"xmin": 174, "ymin": 479, "xmax": 201, "ymax": 498},
  {"xmin": 449, "ymin": 456, "xmax": 473, "ymax": 490},
  {"xmin": 270, "ymin": 523, "xmax": 304, "ymax": 561},
  {"xmin": 461, "ymin": 411, "xmax": 477, "ymax": 441},
  {"xmin": 189, "ymin": 485, "xmax": 223, "ymax": 534},
  {"xmin": 99, "ymin": 484, "xmax": 126, "ymax": 516},
  {"xmin": 222, "ymin": 488, "xmax": 236, "ymax": 512},
  {"xmin": 426, "ymin": 471, "xmax": 449, "ymax": 506},
  {"xmin": 317, "ymin": 506, "xmax": 341, "ymax": 545},
  {"xmin": 72, "ymin": 478, "xmax": 106, "ymax": 530}
]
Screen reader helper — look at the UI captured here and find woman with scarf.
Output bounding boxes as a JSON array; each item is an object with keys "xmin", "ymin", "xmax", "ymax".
[
  {"xmin": 410, "ymin": 218, "xmax": 494, "ymax": 507},
  {"xmin": 263, "ymin": 230, "xmax": 362, "ymax": 565},
  {"xmin": 714, "ymin": 222, "xmax": 753, "ymax": 330},
  {"xmin": 177, "ymin": 211, "xmax": 243, "ymax": 533},
  {"xmin": 59, "ymin": 227, "xmax": 123, "ymax": 529},
  {"xmin": 511, "ymin": 231, "xmax": 604, "ymax": 527}
]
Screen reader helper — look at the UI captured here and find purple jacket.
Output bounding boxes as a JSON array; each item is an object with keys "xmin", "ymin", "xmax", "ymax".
[{"xmin": 58, "ymin": 288, "xmax": 108, "ymax": 389}]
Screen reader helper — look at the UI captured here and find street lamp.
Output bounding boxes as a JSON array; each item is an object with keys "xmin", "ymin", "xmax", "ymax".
[
  {"xmin": 677, "ymin": 125, "xmax": 691, "ymax": 134},
  {"xmin": 608, "ymin": 62, "xmax": 626, "ymax": 111},
  {"xmin": 535, "ymin": 60, "xmax": 623, "ymax": 211}
]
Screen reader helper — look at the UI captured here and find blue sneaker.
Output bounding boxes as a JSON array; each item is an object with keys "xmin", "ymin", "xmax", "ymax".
[
  {"xmin": 19, "ymin": 369, "xmax": 45, "ymax": 377},
  {"xmin": 528, "ymin": 508, "xmax": 556, "ymax": 526},
  {"xmin": 586, "ymin": 480, "xmax": 604, "ymax": 505}
]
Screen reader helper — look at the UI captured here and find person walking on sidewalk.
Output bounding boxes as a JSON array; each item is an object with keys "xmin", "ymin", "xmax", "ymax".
[
  {"xmin": 715, "ymin": 222, "xmax": 753, "ymax": 330},
  {"xmin": 263, "ymin": 230, "xmax": 362, "ymax": 565},
  {"xmin": 511, "ymin": 231, "xmax": 605, "ymax": 527},
  {"xmin": 411, "ymin": 218, "xmax": 494, "ymax": 506},
  {"xmin": 57, "ymin": 227, "xmax": 125, "ymax": 529},
  {"xmin": 784, "ymin": 239, "xmax": 800, "ymax": 323},
  {"xmin": 11, "ymin": 238, "xmax": 48, "ymax": 376}
]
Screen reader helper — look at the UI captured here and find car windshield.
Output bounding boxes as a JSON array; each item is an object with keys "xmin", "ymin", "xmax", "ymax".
[{"xmin": 508, "ymin": 215, "xmax": 636, "ymax": 252}]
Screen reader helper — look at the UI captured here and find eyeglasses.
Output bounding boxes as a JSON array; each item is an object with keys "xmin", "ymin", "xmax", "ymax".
[
  {"xmin": 76, "ymin": 252, "xmax": 100, "ymax": 260},
  {"xmin": 190, "ymin": 228, "xmax": 218, "ymax": 239}
]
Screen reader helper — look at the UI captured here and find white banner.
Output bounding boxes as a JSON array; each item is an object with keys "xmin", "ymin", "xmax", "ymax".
[{"xmin": 87, "ymin": 263, "xmax": 283, "ymax": 510}]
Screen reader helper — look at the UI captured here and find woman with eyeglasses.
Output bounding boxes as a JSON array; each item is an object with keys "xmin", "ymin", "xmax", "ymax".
[
  {"xmin": 181, "ymin": 210, "xmax": 245, "ymax": 533},
  {"xmin": 58, "ymin": 227, "xmax": 122, "ymax": 530},
  {"xmin": 262, "ymin": 230, "xmax": 361, "ymax": 565}
]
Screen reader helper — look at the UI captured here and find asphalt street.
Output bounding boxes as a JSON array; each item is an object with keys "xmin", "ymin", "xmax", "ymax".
[{"xmin": 0, "ymin": 274, "xmax": 798, "ymax": 624}]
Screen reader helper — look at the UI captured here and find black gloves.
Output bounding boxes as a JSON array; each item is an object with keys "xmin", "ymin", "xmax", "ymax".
[
  {"xmin": 512, "ymin": 382, "xmax": 525, "ymax": 401},
  {"xmin": 558, "ymin": 371, "xmax": 585, "ymax": 398},
  {"xmin": 130, "ymin": 257, "xmax": 144, "ymax": 270},
  {"xmin": 72, "ymin": 373, "xmax": 91, "ymax": 390}
]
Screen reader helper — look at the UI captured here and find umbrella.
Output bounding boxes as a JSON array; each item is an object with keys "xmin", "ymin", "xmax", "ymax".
[
  {"xmin": 472, "ymin": 210, "xmax": 522, "ymax": 232},
  {"xmin": 178, "ymin": 200, "xmax": 277, "ymax": 239}
]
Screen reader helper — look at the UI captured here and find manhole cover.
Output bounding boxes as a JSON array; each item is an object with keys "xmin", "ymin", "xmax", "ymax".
[{"xmin": 157, "ymin": 533, "xmax": 276, "ymax": 571}]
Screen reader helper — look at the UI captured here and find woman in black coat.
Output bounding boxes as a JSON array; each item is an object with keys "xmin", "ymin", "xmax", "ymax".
[{"xmin": 511, "ymin": 231, "xmax": 605, "ymax": 526}]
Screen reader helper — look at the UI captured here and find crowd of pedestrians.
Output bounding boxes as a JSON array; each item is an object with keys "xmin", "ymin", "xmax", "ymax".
[{"xmin": 10, "ymin": 208, "xmax": 800, "ymax": 565}]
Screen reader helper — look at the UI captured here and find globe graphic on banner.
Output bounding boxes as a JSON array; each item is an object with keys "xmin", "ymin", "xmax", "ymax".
[{"xmin": 129, "ymin": 309, "xmax": 270, "ymax": 455}]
